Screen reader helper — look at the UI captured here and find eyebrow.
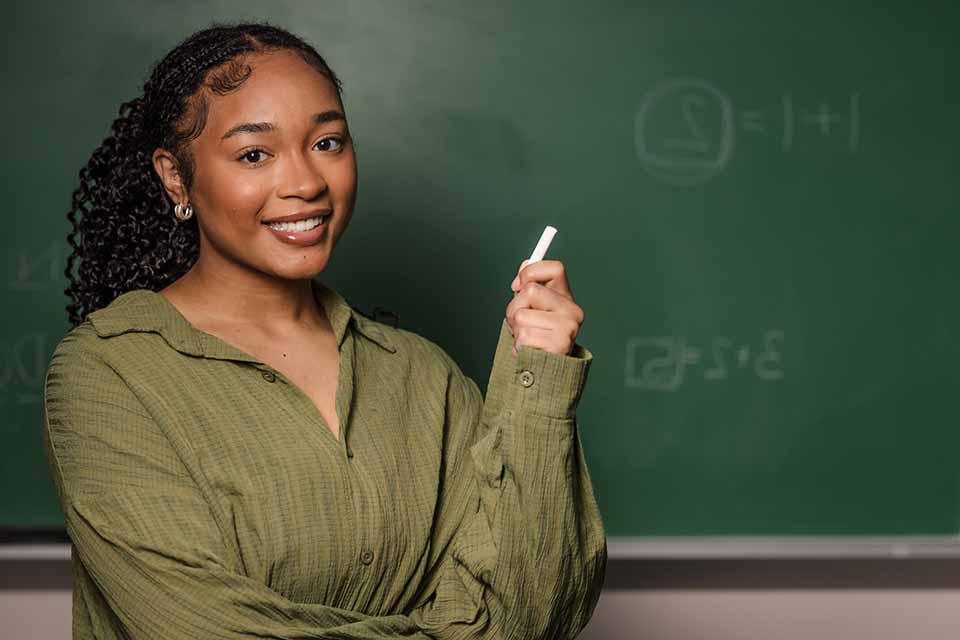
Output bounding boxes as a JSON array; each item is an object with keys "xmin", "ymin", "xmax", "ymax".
[{"xmin": 220, "ymin": 110, "xmax": 346, "ymax": 141}]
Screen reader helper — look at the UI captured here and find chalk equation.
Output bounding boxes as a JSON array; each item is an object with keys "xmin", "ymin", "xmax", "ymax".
[
  {"xmin": 6, "ymin": 242, "xmax": 71, "ymax": 291},
  {"xmin": 625, "ymin": 330, "xmax": 784, "ymax": 391},
  {"xmin": 0, "ymin": 332, "xmax": 49, "ymax": 413},
  {"xmin": 634, "ymin": 77, "xmax": 860, "ymax": 185}
]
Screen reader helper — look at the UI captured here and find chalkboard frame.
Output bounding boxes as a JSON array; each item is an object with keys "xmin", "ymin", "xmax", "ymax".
[{"xmin": 7, "ymin": 533, "xmax": 960, "ymax": 560}]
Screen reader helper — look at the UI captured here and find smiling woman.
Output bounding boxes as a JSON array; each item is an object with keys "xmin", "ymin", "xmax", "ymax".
[
  {"xmin": 45, "ymin": 21, "xmax": 605, "ymax": 639},
  {"xmin": 151, "ymin": 49, "xmax": 357, "ymax": 298}
]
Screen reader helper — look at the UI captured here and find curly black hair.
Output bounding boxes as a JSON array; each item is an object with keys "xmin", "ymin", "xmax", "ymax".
[{"xmin": 63, "ymin": 22, "xmax": 344, "ymax": 328}]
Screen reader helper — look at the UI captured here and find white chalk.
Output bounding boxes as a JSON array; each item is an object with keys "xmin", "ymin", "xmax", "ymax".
[{"xmin": 527, "ymin": 226, "xmax": 557, "ymax": 264}]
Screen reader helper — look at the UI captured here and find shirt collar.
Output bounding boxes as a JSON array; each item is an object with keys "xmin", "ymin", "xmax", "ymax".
[{"xmin": 86, "ymin": 280, "xmax": 396, "ymax": 361}]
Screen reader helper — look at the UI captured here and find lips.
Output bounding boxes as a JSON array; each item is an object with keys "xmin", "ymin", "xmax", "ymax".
[
  {"xmin": 262, "ymin": 212, "xmax": 330, "ymax": 247},
  {"xmin": 261, "ymin": 208, "xmax": 333, "ymax": 225}
]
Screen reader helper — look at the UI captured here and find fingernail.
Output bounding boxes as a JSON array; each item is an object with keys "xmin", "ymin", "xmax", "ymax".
[{"xmin": 510, "ymin": 276, "xmax": 519, "ymax": 291}]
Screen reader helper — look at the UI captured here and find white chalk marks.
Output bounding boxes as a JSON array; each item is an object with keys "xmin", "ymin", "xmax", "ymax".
[
  {"xmin": 8, "ymin": 241, "xmax": 69, "ymax": 291},
  {"xmin": 635, "ymin": 78, "xmax": 735, "ymax": 186},
  {"xmin": 635, "ymin": 77, "xmax": 861, "ymax": 186},
  {"xmin": 625, "ymin": 330, "xmax": 784, "ymax": 391},
  {"xmin": 0, "ymin": 332, "xmax": 48, "ymax": 415}
]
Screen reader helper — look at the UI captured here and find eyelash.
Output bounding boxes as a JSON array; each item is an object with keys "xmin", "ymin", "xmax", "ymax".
[{"xmin": 237, "ymin": 136, "xmax": 344, "ymax": 165}]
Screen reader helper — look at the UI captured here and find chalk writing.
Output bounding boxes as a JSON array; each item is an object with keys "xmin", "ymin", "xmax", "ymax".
[
  {"xmin": 0, "ymin": 332, "xmax": 49, "ymax": 409},
  {"xmin": 634, "ymin": 78, "xmax": 734, "ymax": 186},
  {"xmin": 625, "ymin": 330, "xmax": 785, "ymax": 391},
  {"xmin": 8, "ymin": 242, "xmax": 69, "ymax": 291},
  {"xmin": 635, "ymin": 77, "xmax": 861, "ymax": 185}
]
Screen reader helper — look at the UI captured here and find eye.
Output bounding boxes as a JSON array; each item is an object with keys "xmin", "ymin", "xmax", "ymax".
[
  {"xmin": 238, "ymin": 148, "xmax": 269, "ymax": 164},
  {"xmin": 314, "ymin": 136, "xmax": 343, "ymax": 152}
]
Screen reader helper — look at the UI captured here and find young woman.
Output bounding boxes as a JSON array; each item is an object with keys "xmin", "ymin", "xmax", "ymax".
[{"xmin": 43, "ymin": 22, "xmax": 605, "ymax": 639}]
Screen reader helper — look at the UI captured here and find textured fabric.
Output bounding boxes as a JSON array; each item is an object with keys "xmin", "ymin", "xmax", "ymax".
[{"xmin": 42, "ymin": 280, "xmax": 607, "ymax": 639}]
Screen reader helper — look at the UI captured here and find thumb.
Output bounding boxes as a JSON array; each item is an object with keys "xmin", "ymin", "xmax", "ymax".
[{"xmin": 510, "ymin": 260, "xmax": 530, "ymax": 292}]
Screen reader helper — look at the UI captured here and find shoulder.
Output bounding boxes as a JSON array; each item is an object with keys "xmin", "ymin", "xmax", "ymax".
[
  {"xmin": 45, "ymin": 305, "xmax": 171, "ymax": 408},
  {"xmin": 47, "ymin": 320, "xmax": 107, "ymax": 374},
  {"xmin": 44, "ymin": 320, "xmax": 134, "ymax": 408},
  {"xmin": 373, "ymin": 319, "xmax": 461, "ymax": 376},
  {"xmin": 351, "ymin": 313, "xmax": 477, "ymax": 396},
  {"xmin": 47, "ymin": 289, "xmax": 149, "ymax": 366},
  {"xmin": 49, "ymin": 289, "xmax": 159, "ymax": 365},
  {"xmin": 370, "ymin": 320, "xmax": 484, "ymax": 412}
]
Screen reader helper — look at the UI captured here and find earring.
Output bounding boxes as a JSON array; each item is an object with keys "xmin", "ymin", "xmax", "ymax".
[{"xmin": 173, "ymin": 202, "xmax": 194, "ymax": 222}]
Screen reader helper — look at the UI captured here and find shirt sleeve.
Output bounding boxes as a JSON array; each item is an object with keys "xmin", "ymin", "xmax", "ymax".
[
  {"xmin": 42, "ymin": 336, "xmax": 432, "ymax": 640},
  {"xmin": 409, "ymin": 320, "xmax": 607, "ymax": 639}
]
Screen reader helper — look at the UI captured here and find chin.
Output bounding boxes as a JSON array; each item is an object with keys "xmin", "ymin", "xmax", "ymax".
[{"xmin": 273, "ymin": 254, "xmax": 332, "ymax": 281}]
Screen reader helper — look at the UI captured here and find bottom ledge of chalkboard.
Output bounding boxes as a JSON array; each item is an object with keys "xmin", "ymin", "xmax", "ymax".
[
  {"xmin": 6, "ymin": 533, "xmax": 960, "ymax": 562},
  {"xmin": 607, "ymin": 536, "xmax": 960, "ymax": 559},
  {"xmin": 0, "ymin": 528, "xmax": 69, "ymax": 545}
]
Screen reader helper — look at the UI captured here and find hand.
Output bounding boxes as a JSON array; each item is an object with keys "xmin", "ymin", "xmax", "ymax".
[{"xmin": 505, "ymin": 259, "xmax": 584, "ymax": 356}]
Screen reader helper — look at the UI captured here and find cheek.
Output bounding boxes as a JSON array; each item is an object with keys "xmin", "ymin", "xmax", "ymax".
[
  {"xmin": 195, "ymin": 166, "xmax": 270, "ymax": 225},
  {"xmin": 229, "ymin": 183, "xmax": 269, "ymax": 220},
  {"xmin": 328, "ymin": 155, "xmax": 358, "ymax": 203}
]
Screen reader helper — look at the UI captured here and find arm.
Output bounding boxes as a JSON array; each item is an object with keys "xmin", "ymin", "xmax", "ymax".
[
  {"xmin": 410, "ymin": 319, "xmax": 607, "ymax": 639},
  {"xmin": 43, "ymin": 336, "xmax": 431, "ymax": 640}
]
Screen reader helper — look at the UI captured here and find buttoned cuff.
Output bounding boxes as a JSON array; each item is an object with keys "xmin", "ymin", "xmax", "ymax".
[{"xmin": 484, "ymin": 320, "xmax": 592, "ymax": 421}]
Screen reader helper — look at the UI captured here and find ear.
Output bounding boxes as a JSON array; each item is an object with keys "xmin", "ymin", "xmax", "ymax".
[{"xmin": 152, "ymin": 148, "xmax": 188, "ymax": 205}]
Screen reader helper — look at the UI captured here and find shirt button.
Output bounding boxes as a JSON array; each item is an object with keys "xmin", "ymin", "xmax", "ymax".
[
  {"xmin": 518, "ymin": 370, "xmax": 535, "ymax": 388},
  {"xmin": 261, "ymin": 371, "xmax": 277, "ymax": 383},
  {"xmin": 360, "ymin": 549, "xmax": 374, "ymax": 565}
]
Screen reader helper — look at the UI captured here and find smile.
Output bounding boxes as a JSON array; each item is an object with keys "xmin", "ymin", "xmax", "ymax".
[
  {"xmin": 261, "ymin": 213, "xmax": 331, "ymax": 246},
  {"xmin": 264, "ymin": 214, "xmax": 329, "ymax": 232}
]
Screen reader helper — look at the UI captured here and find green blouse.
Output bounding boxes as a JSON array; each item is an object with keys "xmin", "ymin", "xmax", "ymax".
[{"xmin": 42, "ymin": 281, "xmax": 606, "ymax": 639}]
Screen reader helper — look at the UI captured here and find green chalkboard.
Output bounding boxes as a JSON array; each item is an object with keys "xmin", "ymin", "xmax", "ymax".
[{"xmin": 3, "ymin": 1, "xmax": 959, "ymax": 538}]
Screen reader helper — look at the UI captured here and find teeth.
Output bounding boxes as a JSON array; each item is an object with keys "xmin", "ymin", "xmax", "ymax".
[{"xmin": 266, "ymin": 215, "xmax": 326, "ymax": 232}]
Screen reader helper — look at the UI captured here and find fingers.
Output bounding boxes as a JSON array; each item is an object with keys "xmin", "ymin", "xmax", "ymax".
[
  {"xmin": 506, "ymin": 282, "xmax": 582, "ymax": 324},
  {"xmin": 506, "ymin": 258, "xmax": 583, "ymax": 357},
  {"xmin": 510, "ymin": 259, "xmax": 572, "ymax": 299},
  {"xmin": 511, "ymin": 308, "xmax": 580, "ymax": 337},
  {"xmin": 506, "ymin": 286, "xmax": 584, "ymax": 358},
  {"xmin": 511, "ymin": 325, "xmax": 576, "ymax": 357}
]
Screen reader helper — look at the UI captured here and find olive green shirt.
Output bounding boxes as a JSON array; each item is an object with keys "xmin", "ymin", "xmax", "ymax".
[{"xmin": 42, "ymin": 281, "xmax": 606, "ymax": 639}]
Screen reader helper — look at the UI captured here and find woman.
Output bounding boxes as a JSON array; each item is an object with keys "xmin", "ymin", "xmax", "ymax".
[{"xmin": 43, "ymin": 22, "xmax": 606, "ymax": 639}]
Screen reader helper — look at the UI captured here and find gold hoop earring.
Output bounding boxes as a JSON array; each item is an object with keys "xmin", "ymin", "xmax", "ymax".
[{"xmin": 174, "ymin": 202, "xmax": 194, "ymax": 222}]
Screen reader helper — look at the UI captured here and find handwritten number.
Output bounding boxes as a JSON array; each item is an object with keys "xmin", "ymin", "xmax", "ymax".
[
  {"xmin": 665, "ymin": 94, "xmax": 709, "ymax": 153},
  {"xmin": 704, "ymin": 337, "xmax": 731, "ymax": 380},
  {"xmin": 755, "ymin": 330, "xmax": 785, "ymax": 381}
]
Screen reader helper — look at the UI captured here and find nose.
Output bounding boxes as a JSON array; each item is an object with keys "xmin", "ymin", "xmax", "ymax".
[{"xmin": 277, "ymin": 149, "xmax": 327, "ymax": 201}]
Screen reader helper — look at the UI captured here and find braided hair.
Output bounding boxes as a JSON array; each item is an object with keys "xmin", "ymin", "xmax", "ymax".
[{"xmin": 63, "ymin": 22, "xmax": 344, "ymax": 327}]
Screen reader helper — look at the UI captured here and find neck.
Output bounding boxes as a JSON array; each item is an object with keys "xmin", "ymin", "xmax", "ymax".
[{"xmin": 161, "ymin": 255, "xmax": 329, "ymax": 334}]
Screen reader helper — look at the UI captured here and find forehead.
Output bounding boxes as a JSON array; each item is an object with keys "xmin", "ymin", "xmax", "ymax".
[{"xmin": 200, "ymin": 50, "xmax": 342, "ymax": 136}]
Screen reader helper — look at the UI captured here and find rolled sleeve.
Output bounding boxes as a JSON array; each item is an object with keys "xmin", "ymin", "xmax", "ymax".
[{"xmin": 485, "ymin": 320, "xmax": 592, "ymax": 421}]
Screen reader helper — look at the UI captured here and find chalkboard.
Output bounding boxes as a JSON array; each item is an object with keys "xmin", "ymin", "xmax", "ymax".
[{"xmin": 3, "ymin": 1, "xmax": 959, "ymax": 539}]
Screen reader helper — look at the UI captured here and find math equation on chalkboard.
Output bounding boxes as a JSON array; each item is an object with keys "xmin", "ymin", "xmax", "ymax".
[
  {"xmin": 634, "ymin": 77, "xmax": 860, "ymax": 186},
  {"xmin": 625, "ymin": 330, "xmax": 784, "ymax": 392},
  {"xmin": 6, "ymin": 241, "xmax": 69, "ymax": 291},
  {"xmin": 0, "ymin": 331, "xmax": 47, "ymax": 418}
]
